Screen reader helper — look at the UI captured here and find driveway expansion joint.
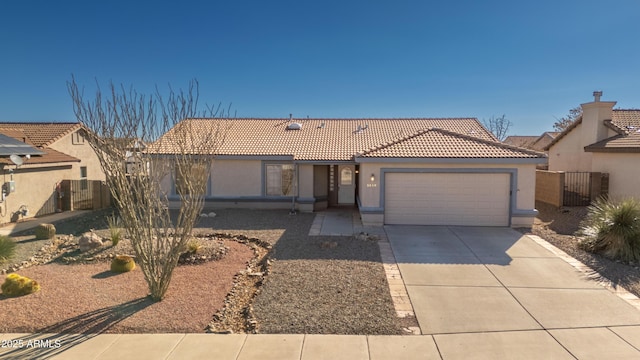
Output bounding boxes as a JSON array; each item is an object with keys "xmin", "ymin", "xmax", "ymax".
[{"xmin": 528, "ymin": 234, "xmax": 640, "ymax": 312}]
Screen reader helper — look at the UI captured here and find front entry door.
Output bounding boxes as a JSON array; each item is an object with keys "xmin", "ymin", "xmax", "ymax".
[{"xmin": 338, "ymin": 165, "xmax": 355, "ymax": 204}]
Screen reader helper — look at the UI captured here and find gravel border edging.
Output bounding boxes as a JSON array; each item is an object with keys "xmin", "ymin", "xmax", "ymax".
[{"xmin": 206, "ymin": 233, "xmax": 272, "ymax": 334}]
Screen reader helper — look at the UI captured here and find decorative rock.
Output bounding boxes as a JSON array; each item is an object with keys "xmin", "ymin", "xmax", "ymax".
[{"xmin": 78, "ymin": 231, "xmax": 103, "ymax": 252}]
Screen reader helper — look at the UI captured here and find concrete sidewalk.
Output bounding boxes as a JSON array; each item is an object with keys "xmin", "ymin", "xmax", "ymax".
[
  {"xmin": 2, "ymin": 333, "xmax": 435, "ymax": 360},
  {"xmin": 0, "ymin": 210, "xmax": 91, "ymax": 236},
  {"xmin": 4, "ymin": 329, "xmax": 640, "ymax": 359}
]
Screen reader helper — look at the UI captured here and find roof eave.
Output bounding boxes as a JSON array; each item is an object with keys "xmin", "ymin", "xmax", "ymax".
[
  {"xmin": 584, "ymin": 147, "xmax": 640, "ymax": 153},
  {"xmin": 355, "ymin": 157, "xmax": 548, "ymax": 164}
]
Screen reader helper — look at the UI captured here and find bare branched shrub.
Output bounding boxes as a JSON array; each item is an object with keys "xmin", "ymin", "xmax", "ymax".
[{"xmin": 68, "ymin": 77, "xmax": 227, "ymax": 301}]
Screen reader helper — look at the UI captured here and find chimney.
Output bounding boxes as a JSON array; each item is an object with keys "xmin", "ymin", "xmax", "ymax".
[
  {"xmin": 593, "ymin": 91, "xmax": 602, "ymax": 102},
  {"xmin": 580, "ymin": 91, "xmax": 616, "ymax": 147},
  {"xmin": 289, "ymin": 113, "xmax": 293, "ymax": 122}
]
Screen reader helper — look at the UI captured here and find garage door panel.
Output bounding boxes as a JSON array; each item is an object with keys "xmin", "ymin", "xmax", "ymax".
[{"xmin": 384, "ymin": 173, "xmax": 510, "ymax": 226}]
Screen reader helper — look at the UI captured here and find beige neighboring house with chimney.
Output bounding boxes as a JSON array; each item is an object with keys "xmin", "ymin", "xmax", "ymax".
[
  {"xmin": 0, "ymin": 122, "xmax": 106, "ymax": 222},
  {"xmin": 546, "ymin": 92, "xmax": 640, "ymax": 200}
]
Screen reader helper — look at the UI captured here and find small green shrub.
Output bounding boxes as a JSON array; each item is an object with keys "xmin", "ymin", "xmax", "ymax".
[
  {"xmin": 34, "ymin": 223, "xmax": 56, "ymax": 240},
  {"xmin": 578, "ymin": 198, "xmax": 640, "ymax": 262},
  {"xmin": 1, "ymin": 273, "xmax": 41, "ymax": 297},
  {"xmin": 107, "ymin": 214, "xmax": 123, "ymax": 246},
  {"xmin": 111, "ymin": 255, "xmax": 136, "ymax": 273},
  {"xmin": 187, "ymin": 240, "xmax": 202, "ymax": 254},
  {"xmin": 0, "ymin": 236, "xmax": 17, "ymax": 263}
]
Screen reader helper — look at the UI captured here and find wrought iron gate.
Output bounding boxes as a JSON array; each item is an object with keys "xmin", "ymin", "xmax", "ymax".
[{"xmin": 563, "ymin": 172, "xmax": 608, "ymax": 206}]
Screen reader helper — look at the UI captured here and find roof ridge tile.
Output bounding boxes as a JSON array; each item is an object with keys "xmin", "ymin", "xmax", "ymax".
[{"xmin": 429, "ymin": 128, "xmax": 547, "ymax": 157}]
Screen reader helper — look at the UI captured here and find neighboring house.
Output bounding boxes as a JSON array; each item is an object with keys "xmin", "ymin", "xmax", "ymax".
[
  {"xmin": 153, "ymin": 117, "xmax": 546, "ymax": 227},
  {"xmin": 546, "ymin": 92, "xmax": 640, "ymax": 200},
  {"xmin": 504, "ymin": 132, "xmax": 560, "ymax": 152},
  {"xmin": 0, "ymin": 122, "xmax": 106, "ymax": 221},
  {"xmin": 503, "ymin": 136, "xmax": 538, "ymax": 149},
  {"xmin": 530, "ymin": 132, "xmax": 560, "ymax": 152}
]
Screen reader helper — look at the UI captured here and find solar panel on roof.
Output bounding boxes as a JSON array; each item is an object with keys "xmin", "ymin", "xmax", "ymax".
[{"xmin": 0, "ymin": 134, "xmax": 45, "ymax": 156}]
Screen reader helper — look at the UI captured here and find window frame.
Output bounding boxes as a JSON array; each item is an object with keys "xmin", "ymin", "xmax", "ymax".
[
  {"xmin": 80, "ymin": 166, "xmax": 88, "ymax": 190},
  {"xmin": 264, "ymin": 163, "xmax": 295, "ymax": 197}
]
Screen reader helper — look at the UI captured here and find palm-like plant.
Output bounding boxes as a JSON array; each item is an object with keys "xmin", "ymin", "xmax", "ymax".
[
  {"xmin": 0, "ymin": 235, "xmax": 17, "ymax": 263},
  {"xmin": 578, "ymin": 198, "xmax": 640, "ymax": 262}
]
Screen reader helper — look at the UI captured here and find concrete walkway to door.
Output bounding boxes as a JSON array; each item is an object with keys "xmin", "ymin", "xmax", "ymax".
[{"xmin": 386, "ymin": 225, "xmax": 640, "ymax": 358}]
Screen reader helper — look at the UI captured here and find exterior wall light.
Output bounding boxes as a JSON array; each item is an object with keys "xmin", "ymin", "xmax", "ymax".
[{"xmin": 370, "ymin": 174, "xmax": 375, "ymax": 182}]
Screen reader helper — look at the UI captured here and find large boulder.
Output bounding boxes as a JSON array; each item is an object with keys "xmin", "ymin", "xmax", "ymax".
[{"xmin": 78, "ymin": 231, "xmax": 103, "ymax": 252}]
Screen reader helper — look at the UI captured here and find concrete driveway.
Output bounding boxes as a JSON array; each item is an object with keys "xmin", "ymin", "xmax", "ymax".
[{"xmin": 386, "ymin": 225, "xmax": 640, "ymax": 358}]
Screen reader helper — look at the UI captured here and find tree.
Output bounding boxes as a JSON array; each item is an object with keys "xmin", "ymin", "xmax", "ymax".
[
  {"xmin": 482, "ymin": 114, "xmax": 512, "ymax": 141},
  {"xmin": 553, "ymin": 106, "xmax": 582, "ymax": 132},
  {"xmin": 68, "ymin": 77, "xmax": 227, "ymax": 301}
]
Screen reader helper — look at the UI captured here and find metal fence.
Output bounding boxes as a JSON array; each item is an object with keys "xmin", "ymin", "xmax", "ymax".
[
  {"xmin": 561, "ymin": 172, "xmax": 609, "ymax": 206},
  {"xmin": 60, "ymin": 180, "xmax": 111, "ymax": 211},
  {"xmin": 563, "ymin": 172, "xmax": 592, "ymax": 206}
]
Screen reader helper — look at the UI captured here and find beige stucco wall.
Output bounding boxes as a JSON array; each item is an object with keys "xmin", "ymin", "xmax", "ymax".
[
  {"xmin": 211, "ymin": 159, "xmax": 262, "ymax": 197},
  {"xmin": 548, "ymin": 124, "xmax": 593, "ymax": 172},
  {"xmin": 535, "ymin": 170, "xmax": 564, "ymax": 207},
  {"xmin": 48, "ymin": 130, "xmax": 106, "ymax": 181},
  {"xmin": 592, "ymin": 153, "xmax": 640, "ymax": 200},
  {"xmin": 297, "ymin": 164, "xmax": 314, "ymax": 198},
  {"xmin": 358, "ymin": 162, "xmax": 538, "ymax": 226},
  {"xmin": 0, "ymin": 164, "xmax": 73, "ymax": 222}
]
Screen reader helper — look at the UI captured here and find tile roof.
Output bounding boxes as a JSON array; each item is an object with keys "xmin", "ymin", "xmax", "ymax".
[
  {"xmin": 0, "ymin": 147, "xmax": 80, "ymax": 165},
  {"xmin": 503, "ymin": 136, "xmax": 538, "ymax": 148},
  {"xmin": 0, "ymin": 134, "xmax": 45, "ymax": 156},
  {"xmin": 530, "ymin": 132, "xmax": 560, "ymax": 151},
  {"xmin": 546, "ymin": 110, "xmax": 640, "ymax": 150},
  {"xmin": 0, "ymin": 122, "xmax": 81, "ymax": 147},
  {"xmin": 152, "ymin": 118, "xmax": 543, "ymax": 161},
  {"xmin": 358, "ymin": 128, "xmax": 545, "ymax": 158},
  {"xmin": 612, "ymin": 109, "xmax": 640, "ymax": 129},
  {"xmin": 585, "ymin": 131, "xmax": 640, "ymax": 153},
  {"xmin": 0, "ymin": 123, "xmax": 84, "ymax": 165}
]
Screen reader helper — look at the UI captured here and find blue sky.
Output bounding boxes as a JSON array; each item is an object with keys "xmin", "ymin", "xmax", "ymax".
[{"xmin": 1, "ymin": 0, "xmax": 638, "ymax": 135}]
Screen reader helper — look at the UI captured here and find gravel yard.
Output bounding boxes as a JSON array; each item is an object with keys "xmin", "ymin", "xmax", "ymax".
[
  {"xmin": 253, "ymin": 235, "xmax": 403, "ymax": 334},
  {"xmin": 2, "ymin": 208, "xmax": 405, "ymax": 335},
  {"xmin": 0, "ymin": 240, "xmax": 252, "ymax": 333},
  {"xmin": 521, "ymin": 201, "xmax": 640, "ymax": 298},
  {"xmin": 3, "ymin": 209, "xmax": 115, "ymax": 270},
  {"xmin": 196, "ymin": 209, "xmax": 407, "ymax": 335}
]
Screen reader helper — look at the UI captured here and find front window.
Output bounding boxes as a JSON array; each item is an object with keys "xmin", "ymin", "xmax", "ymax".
[{"xmin": 266, "ymin": 164, "xmax": 294, "ymax": 196}]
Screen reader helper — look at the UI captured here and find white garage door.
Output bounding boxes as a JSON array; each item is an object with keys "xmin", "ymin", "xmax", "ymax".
[{"xmin": 384, "ymin": 172, "xmax": 510, "ymax": 226}]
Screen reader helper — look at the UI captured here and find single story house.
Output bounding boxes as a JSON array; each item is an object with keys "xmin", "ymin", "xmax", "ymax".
[
  {"xmin": 546, "ymin": 92, "xmax": 640, "ymax": 200},
  {"xmin": 504, "ymin": 132, "xmax": 559, "ymax": 152},
  {"xmin": 531, "ymin": 132, "xmax": 560, "ymax": 152},
  {"xmin": 503, "ymin": 136, "xmax": 539, "ymax": 149},
  {"xmin": 154, "ymin": 117, "xmax": 546, "ymax": 227},
  {"xmin": 0, "ymin": 122, "xmax": 106, "ymax": 221}
]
